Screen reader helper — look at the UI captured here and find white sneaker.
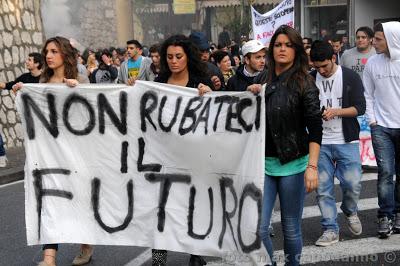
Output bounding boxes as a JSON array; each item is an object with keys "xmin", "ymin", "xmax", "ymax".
[
  {"xmin": 0, "ymin": 156, "xmax": 7, "ymax": 167},
  {"xmin": 315, "ymin": 230, "xmax": 339, "ymax": 246},
  {"xmin": 346, "ymin": 213, "xmax": 362, "ymax": 235}
]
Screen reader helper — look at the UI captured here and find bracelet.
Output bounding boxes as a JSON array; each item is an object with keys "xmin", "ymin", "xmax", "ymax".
[{"xmin": 306, "ymin": 164, "xmax": 318, "ymax": 171}]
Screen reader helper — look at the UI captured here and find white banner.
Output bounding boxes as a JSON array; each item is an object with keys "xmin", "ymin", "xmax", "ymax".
[
  {"xmin": 251, "ymin": 0, "xmax": 295, "ymax": 45},
  {"xmin": 17, "ymin": 81, "xmax": 267, "ymax": 264}
]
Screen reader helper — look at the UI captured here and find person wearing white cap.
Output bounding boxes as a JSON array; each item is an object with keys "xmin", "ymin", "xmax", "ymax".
[
  {"xmin": 225, "ymin": 39, "xmax": 266, "ymax": 91},
  {"xmin": 363, "ymin": 21, "xmax": 400, "ymax": 239}
]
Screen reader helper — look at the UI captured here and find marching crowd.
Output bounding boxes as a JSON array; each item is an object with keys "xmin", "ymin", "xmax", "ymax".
[{"xmin": 0, "ymin": 20, "xmax": 400, "ymax": 266}]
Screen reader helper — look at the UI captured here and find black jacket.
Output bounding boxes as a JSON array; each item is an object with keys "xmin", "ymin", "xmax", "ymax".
[
  {"xmin": 263, "ymin": 68, "xmax": 322, "ymax": 164},
  {"xmin": 4, "ymin": 72, "xmax": 40, "ymax": 90},
  {"xmin": 90, "ymin": 64, "xmax": 118, "ymax": 84},
  {"xmin": 225, "ymin": 65, "xmax": 256, "ymax": 91},
  {"xmin": 310, "ymin": 66, "xmax": 366, "ymax": 142}
]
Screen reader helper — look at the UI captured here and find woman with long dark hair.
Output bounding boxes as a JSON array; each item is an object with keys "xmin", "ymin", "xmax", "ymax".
[
  {"xmin": 152, "ymin": 34, "xmax": 212, "ymax": 266},
  {"xmin": 15, "ymin": 36, "xmax": 92, "ymax": 266},
  {"xmin": 249, "ymin": 25, "xmax": 322, "ymax": 266}
]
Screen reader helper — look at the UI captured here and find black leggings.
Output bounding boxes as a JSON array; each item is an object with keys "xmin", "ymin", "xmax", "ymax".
[
  {"xmin": 43, "ymin": 244, "xmax": 58, "ymax": 251},
  {"xmin": 152, "ymin": 249, "xmax": 167, "ymax": 265}
]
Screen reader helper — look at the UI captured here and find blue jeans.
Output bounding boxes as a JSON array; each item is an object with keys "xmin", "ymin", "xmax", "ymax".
[
  {"xmin": 0, "ymin": 133, "xmax": 5, "ymax": 156},
  {"xmin": 260, "ymin": 172, "xmax": 305, "ymax": 266},
  {"xmin": 317, "ymin": 143, "xmax": 362, "ymax": 232},
  {"xmin": 371, "ymin": 125, "xmax": 400, "ymax": 219}
]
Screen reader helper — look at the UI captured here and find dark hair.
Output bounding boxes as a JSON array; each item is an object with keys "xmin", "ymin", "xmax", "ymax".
[
  {"xmin": 331, "ymin": 35, "xmax": 342, "ymax": 43},
  {"xmin": 373, "ymin": 23, "xmax": 384, "ymax": 33},
  {"xmin": 303, "ymin": 37, "xmax": 313, "ymax": 44},
  {"xmin": 126, "ymin": 39, "xmax": 143, "ymax": 50},
  {"xmin": 149, "ymin": 43, "xmax": 161, "ymax": 54},
  {"xmin": 158, "ymin": 34, "xmax": 208, "ymax": 80},
  {"xmin": 356, "ymin": 26, "xmax": 374, "ymax": 39},
  {"xmin": 266, "ymin": 25, "xmax": 312, "ymax": 91},
  {"xmin": 28, "ymin": 52, "xmax": 44, "ymax": 69},
  {"xmin": 230, "ymin": 44, "xmax": 240, "ymax": 57},
  {"xmin": 116, "ymin": 47, "xmax": 126, "ymax": 56},
  {"xmin": 217, "ymin": 43, "xmax": 228, "ymax": 50},
  {"xmin": 310, "ymin": 40, "xmax": 334, "ymax": 62},
  {"xmin": 101, "ymin": 48, "xmax": 112, "ymax": 58},
  {"xmin": 95, "ymin": 48, "xmax": 112, "ymax": 62},
  {"xmin": 41, "ymin": 36, "xmax": 78, "ymax": 83},
  {"xmin": 211, "ymin": 50, "xmax": 229, "ymax": 64}
]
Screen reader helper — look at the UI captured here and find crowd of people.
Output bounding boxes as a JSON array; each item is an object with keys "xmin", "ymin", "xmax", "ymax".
[{"xmin": 0, "ymin": 20, "xmax": 399, "ymax": 266}]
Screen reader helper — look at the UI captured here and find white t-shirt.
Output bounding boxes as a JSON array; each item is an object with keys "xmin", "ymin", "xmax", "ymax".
[{"xmin": 317, "ymin": 66, "xmax": 345, "ymax": 144}]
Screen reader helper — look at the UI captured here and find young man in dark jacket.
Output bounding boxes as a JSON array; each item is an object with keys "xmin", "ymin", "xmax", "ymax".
[
  {"xmin": 310, "ymin": 41, "xmax": 365, "ymax": 246},
  {"xmin": 226, "ymin": 40, "xmax": 266, "ymax": 91},
  {"xmin": 90, "ymin": 49, "xmax": 118, "ymax": 84},
  {"xmin": 0, "ymin": 52, "xmax": 43, "ymax": 90}
]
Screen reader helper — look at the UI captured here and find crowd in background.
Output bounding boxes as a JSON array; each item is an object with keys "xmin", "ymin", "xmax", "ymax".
[{"xmin": 0, "ymin": 21, "xmax": 399, "ymax": 266}]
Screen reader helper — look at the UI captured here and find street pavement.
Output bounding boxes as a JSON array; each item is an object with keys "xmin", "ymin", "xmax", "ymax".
[{"xmin": 1, "ymin": 151, "xmax": 400, "ymax": 265}]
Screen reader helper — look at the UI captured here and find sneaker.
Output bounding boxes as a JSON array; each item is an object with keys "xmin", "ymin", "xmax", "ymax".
[
  {"xmin": 0, "ymin": 155, "xmax": 7, "ymax": 167},
  {"xmin": 377, "ymin": 216, "xmax": 393, "ymax": 238},
  {"xmin": 393, "ymin": 213, "xmax": 400, "ymax": 233},
  {"xmin": 315, "ymin": 230, "xmax": 339, "ymax": 246},
  {"xmin": 72, "ymin": 246, "xmax": 93, "ymax": 265},
  {"xmin": 189, "ymin": 255, "xmax": 207, "ymax": 266},
  {"xmin": 269, "ymin": 224, "xmax": 275, "ymax": 237},
  {"xmin": 346, "ymin": 213, "xmax": 362, "ymax": 235}
]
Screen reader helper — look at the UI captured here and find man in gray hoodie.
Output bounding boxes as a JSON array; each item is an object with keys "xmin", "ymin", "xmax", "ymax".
[
  {"xmin": 363, "ymin": 21, "xmax": 400, "ymax": 239},
  {"xmin": 118, "ymin": 39, "xmax": 152, "ymax": 84}
]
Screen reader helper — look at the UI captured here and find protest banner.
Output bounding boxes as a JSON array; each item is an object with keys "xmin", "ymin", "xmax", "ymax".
[
  {"xmin": 251, "ymin": 0, "xmax": 295, "ymax": 45},
  {"xmin": 17, "ymin": 81, "xmax": 267, "ymax": 264}
]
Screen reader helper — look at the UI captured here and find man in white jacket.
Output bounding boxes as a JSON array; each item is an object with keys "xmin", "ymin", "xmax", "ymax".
[{"xmin": 363, "ymin": 21, "xmax": 400, "ymax": 239}]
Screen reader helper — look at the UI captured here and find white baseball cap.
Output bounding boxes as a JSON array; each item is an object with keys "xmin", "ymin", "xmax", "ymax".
[{"xmin": 241, "ymin": 40, "xmax": 266, "ymax": 56}]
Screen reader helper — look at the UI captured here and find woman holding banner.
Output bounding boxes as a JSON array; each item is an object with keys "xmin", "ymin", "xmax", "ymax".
[
  {"xmin": 13, "ymin": 36, "xmax": 92, "ymax": 266},
  {"xmin": 249, "ymin": 25, "xmax": 322, "ymax": 266},
  {"xmin": 153, "ymin": 34, "xmax": 212, "ymax": 266}
]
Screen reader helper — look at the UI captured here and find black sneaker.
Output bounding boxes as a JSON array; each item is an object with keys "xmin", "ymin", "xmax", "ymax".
[
  {"xmin": 189, "ymin": 255, "xmax": 207, "ymax": 266},
  {"xmin": 269, "ymin": 224, "xmax": 275, "ymax": 237},
  {"xmin": 377, "ymin": 217, "xmax": 393, "ymax": 238},
  {"xmin": 394, "ymin": 213, "xmax": 400, "ymax": 233}
]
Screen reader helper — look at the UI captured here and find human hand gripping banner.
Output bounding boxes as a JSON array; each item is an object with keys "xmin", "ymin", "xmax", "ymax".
[
  {"xmin": 16, "ymin": 81, "xmax": 267, "ymax": 265},
  {"xmin": 251, "ymin": 0, "xmax": 295, "ymax": 45}
]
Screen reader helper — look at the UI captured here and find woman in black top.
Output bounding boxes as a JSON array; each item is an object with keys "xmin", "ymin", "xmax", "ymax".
[
  {"xmin": 248, "ymin": 25, "xmax": 322, "ymax": 266},
  {"xmin": 153, "ymin": 34, "xmax": 212, "ymax": 266}
]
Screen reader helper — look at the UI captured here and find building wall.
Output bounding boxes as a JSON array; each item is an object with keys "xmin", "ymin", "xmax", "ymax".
[
  {"xmin": 78, "ymin": 0, "xmax": 119, "ymax": 49},
  {"xmin": 0, "ymin": 0, "xmax": 44, "ymax": 148},
  {"xmin": 354, "ymin": 0, "xmax": 400, "ymax": 33}
]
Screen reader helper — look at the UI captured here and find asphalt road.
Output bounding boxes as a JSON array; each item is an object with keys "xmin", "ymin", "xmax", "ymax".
[{"xmin": 1, "ymin": 172, "xmax": 400, "ymax": 266}]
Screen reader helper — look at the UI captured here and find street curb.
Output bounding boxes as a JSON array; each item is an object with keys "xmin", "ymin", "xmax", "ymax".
[{"xmin": 0, "ymin": 167, "xmax": 24, "ymax": 186}]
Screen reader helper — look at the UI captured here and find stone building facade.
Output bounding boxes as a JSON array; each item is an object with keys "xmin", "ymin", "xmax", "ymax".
[
  {"xmin": 74, "ymin": 0, "xmax": 134, "ymax": 49},
  {"xmin": 0, "ymin": 0, "xmax": 44, "ymax": 148},
  {"xmin": 77, "ymin": 0, "xmax": 119, "ymax": 48}
]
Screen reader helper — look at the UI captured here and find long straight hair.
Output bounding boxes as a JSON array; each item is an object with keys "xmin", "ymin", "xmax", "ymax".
[
  {"xmin": 41, "ymin": 36, "xmax": 78, "ymax": 83},
  {"xmin": 267, "ymin": 25, "xmax": 313, "ymax": 92}
]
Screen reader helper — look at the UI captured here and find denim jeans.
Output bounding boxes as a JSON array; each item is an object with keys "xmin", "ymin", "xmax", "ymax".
[
  {"xmin": 260, "ymin": 172, "xmax": 305, "ymax": 266},
  {"xmin": 371, "ymin": 125, "xmax": 400, "ymax": 219},
  {"xmin": 0, "ymin": 133, "xmax": 5, "ymax": 156},
  {"xmin": 317, "ymin": 143, "xmax": 362, "ymax": 232}
]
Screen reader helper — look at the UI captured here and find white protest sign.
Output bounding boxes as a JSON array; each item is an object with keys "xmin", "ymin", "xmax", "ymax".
[
  {"xmin": 17, "ymin": 81, "xmax": 267, "ymax": 264},
  {"xmin": 251, "ymin": 0, "xmax": 295, "ymax": 45}
]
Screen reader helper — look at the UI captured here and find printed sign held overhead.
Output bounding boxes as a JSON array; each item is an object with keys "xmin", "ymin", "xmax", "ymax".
[{"xmin": 251, "ymin": 0, "xmax": 295, "ymax": 45}]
